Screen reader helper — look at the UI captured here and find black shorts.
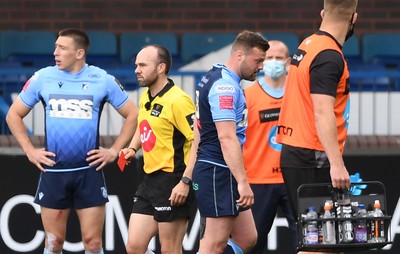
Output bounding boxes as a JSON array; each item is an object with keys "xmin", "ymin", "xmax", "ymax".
[
  {"xmin": 132, "ymin": 170, "xmax": 194, "ymax": 222},
  {"xmin": 34, "ymin": 168, "xmax": 109, "ymax": 209},
  {"xmin": 281, "ymin": 167, "xmax": 330, "ymax": 220}
]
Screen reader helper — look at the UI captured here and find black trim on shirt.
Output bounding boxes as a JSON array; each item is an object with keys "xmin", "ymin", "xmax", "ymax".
[{"xmin": 310, "ymin": 49, "xmax": 345, "ymax": 97}]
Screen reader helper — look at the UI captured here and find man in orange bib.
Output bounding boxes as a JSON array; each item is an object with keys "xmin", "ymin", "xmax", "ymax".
[
  {"xmin": 243, "ymin": 40, "xmax": 296, "ymax": 254},
  {"xmin": 276, "ymin": 1, "xmax": 358, "ymax": 253}
]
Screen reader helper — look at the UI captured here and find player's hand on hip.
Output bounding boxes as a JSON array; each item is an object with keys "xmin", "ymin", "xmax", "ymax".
[
  {"xmin": 26, "ymin": 148, "xmax": 56, "ymax": 172},
  {"xmin": 87, "ymin": 147, "xmax": 117, "ymax": 171}
]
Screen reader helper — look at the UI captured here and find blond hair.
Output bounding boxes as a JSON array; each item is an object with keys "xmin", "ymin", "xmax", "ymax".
[{"xmin": 324, "ymin": 0, "xmax": 358, "ymax": 19}]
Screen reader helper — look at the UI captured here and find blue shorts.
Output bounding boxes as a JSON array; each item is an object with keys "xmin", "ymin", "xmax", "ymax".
[
  {"xmin": 34, "ymin": 168, "xmax": 109, "ymax": 209},
  {"xmin": 193, "ymin": 161, "xmax": 240, "ymax": 217}
]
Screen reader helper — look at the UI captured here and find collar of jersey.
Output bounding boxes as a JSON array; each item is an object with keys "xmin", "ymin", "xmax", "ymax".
[
  {"xmin": 146, "ymin": 78, "xmax": 175, "ymax": 102},
  {"xmin": 59, "ymin": 64, "xmax": 88, "ymax": 76},
  {"xmin": 258, "ymin": 78, "xmax": 284, "ymax": 98},
  {"xmin": 213, "ymin": 63, "xmax": 241, "ymax": 85}
]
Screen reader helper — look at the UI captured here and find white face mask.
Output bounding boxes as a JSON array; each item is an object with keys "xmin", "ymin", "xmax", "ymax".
[{"xmin": 263, "ymin": 60, "xmax": 285, "ymax": 80}]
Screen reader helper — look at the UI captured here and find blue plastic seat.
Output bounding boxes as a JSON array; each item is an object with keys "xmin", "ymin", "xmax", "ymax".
[
  {"xmin": 343, "ymin": 34, "xmax": 363, "ymax": 69},
  {"xmin": 261, "ymin": 32, "xmax": 300, "ymax": 57},
  {"xmin": 0, "ymin": 31, "xmax": 56, "ymax": 68},
  {"xmin": 350, "ymin": 64, "xmax": 392, "ymax": 92},
  {"xmin": 86, "ymin": 31, "xmax": 120, "ymax": 68},
  {"xmin": 362, "ymin": 33, "xmax": 400, "ymax": 68},
  {"xmin": 119, "ymin": 32, "xmax": 179, "ymax": 64},
  {"xmin": 180, "ymin": 32, "xmax": 237, "ymax": 63}
]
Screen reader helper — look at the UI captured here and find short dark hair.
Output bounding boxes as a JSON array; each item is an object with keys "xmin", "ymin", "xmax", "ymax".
[
  {"xmin": 58, "ymin": 28, "xmax": 90, "ymax": 53},
  {"xmin": 232, "ymin": 30, "xmax": 270, "ymax": 53},
  {"xmin": 144, "ymin": 44, "xmax": 172, "ymax": 75}
]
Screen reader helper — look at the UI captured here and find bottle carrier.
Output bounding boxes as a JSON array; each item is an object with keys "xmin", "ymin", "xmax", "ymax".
[{"xmin": 296, "ymin": 181, "xmax": 392, "ymax": 252}]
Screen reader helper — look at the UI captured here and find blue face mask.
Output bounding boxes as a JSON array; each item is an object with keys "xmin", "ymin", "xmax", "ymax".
[{"xmin": 263, "ymin": 60, "xmax": 285, "ymax": 80}]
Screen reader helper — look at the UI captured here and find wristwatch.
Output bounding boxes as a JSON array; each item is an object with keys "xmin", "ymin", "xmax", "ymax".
[{"xmin": 181, "ymin": 176, "xmax": 192, "ymax": 185}]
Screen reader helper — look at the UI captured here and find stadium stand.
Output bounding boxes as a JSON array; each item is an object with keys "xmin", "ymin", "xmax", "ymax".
[
  {"xmin": 0, "ymin": 31, "xmax": 56, "ymax": 68},
  {"xmin": 119, "ymin": 32, "xmax": 179, "ymax": 66},
  {"xmin": 261, "ymin": 32, "xmax": 300, "ymax": 57},
  {"xmin": 180, "ymin": 32, "xmax": 237, "ymax": 63},
  {"xmin": 2, "ymin": 30, "xmax": 400, "ymax": 135},
  {"xmin": 362, "ymin": 33, "xmax": 400, "ymax": 68},
  {"xmin": 343, "ymin": 34, "xmax": 363, "ymax": 69},
  {"xmin": 86, "ymin": 31, "xmax": 121, "ymax": 68}
]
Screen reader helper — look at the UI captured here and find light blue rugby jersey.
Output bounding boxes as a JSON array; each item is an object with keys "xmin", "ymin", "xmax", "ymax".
[
  {"xmin": 19, "ymin": 64, "xmax": 129, "ymax": 172},
  {"xmin": 196, "ymin": 64, "xmax": 247, "ymax": 166}
]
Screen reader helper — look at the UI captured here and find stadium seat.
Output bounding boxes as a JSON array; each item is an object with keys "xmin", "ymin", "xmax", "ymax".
[
  {"xmin": 86, "ymin": 31, "xmax": 120, "ymax": 68},
  {"xmin": 343, "ymin": 34, "xmax": 363, "ymax": 70},
  {"xmin": 0, "ymin": 31, "xmax": 56, "ymax": 68},
  {"xmin": 362, "ymin": 33, "xmax": 400, "ymax": 68},
  {"xmin": 180, "ymin": 32, "xmax": 237, "ymax": 63},
  {"xmin": 261, "ymin": 32, "xmax": 300, "ymax": 57},
  {"xmin": 350, "ymin": 64, "xmax": 392, "ymax": 92},
  {"xmin": 119, "ymin": 32, "xmax": 179, "ymax": 65}
]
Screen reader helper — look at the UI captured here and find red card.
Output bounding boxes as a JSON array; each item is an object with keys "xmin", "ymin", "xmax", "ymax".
[{"xmin": 117, "ymin": 152, "xmax": 127, "ymax": 172}]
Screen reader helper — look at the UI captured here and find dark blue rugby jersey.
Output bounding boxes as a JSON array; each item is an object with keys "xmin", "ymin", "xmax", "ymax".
[
  {"xmin": 195, "ymin": 64, "xmax": 247, "ymax": 166},
  {"xmin": 19, "ymin": 64, "xmax": 129, "ymax": 172}
]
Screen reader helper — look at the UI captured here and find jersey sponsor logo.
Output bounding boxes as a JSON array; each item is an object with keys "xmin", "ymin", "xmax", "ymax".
[
  {"xmin": 238, "ymin": 108, "xmax": 248, "ymax": 128},
  {"xmin": 277, "ymin": 125, "xmax": 293, "ymax": 136},
  {"xmin": 186, "ymin": 113, "xmax": 195, "ymax": 131},
  {"xmin": 272, "ymin": 166, "xmax": 281, "ymax": 174},
  {"xmin": 198, "ymin": 76, "xmax": 209, "ymax": 87},
  {"xmin": 154, "ymin": 206, "xmax": 172, "ymax": 211},
  {"xmin": 140, "ymin": 120, "xmax": 156, "ymax": 152},
  {"xmin": 88, "ymin": 73, "xmax": 101, "ymax": 78},
  {"xmin": 291, "ymin": 49, "xmax": 306, "ymax": 67},
  {"xmin": 114, "ymin": 77, "xmax": 125, "ymax": 91},
  {"xmin": 214, "ymin": 84, "xmax": 235, "ymax": 93},
  {"xmin": 22, "ymin": 71, "xmax": 38, "ymax": 91},
  {"xmin": 22, "ymin": 79, "xmax": 31, "ymax": 92},
  {"xmin": 58, "ymin": 82, "xmax": 63, "ymax": 88},
  {"xmin": 101, "ymin": 187, "xmax": 108, "ymax": 198},
  {"xmin": 49, "ymin": 94, "xmax": 93, "ymax": 119},
  {"xmin": 82, "ymin": 83, "xmax": 89, "ymax": 90},
  {"xmin": 268, "ymin": 125, "xmax": 282, "ymax": 152},
  {"xmin": 259, "ymin": 108, "xmax": 280, "ymax": 123},
  {"xmin": 219, "ymin": 95, "xmax": 233, "ymax": 110},
  {"xmin": 150, "ymin": 103, "xmax": 163, "ymax": 117}
]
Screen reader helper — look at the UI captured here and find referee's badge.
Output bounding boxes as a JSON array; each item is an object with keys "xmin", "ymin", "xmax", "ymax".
[{"xmin": 150, "ymin": 103, "xmax": 163, "ymax": 117}]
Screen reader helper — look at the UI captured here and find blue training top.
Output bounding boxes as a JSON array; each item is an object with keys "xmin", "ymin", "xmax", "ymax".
[
  {"xmin": 195, "ymin": 63, "xmax": 247, "ymax": 167},
  {"xmin": 19, "ymin": 64, "xmax": 129, "ymax": 172}
]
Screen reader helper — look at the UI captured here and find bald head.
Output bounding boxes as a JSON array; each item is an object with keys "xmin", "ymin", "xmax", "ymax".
[
  {"xmin": 267, "ymin": 40, "xmax": 290, "ymax": 59},
  {"xmin": 137, "ymin": 44, "xmax": 172, "ymax": 75}
]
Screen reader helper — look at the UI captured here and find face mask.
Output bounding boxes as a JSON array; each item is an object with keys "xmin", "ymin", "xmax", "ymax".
[
  {"xmin": 345, "ymin": 13, "xmax": 356, "ymax": 42},
  {"xmin": 263, "ymin": 60, "xmax": 285, "ymax": 80}
]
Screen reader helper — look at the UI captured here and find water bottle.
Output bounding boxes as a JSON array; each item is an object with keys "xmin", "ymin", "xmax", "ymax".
[
  {"xmin": 305, "ymin": 206, "xmax": 319, "ymax": 244},
  {"xmin": 354, "ymin": 203, "xmax": 368, "ymax": 243},
  {"xmin": 336, "ymin": 189, "xmax": 354, "ymax": 243},
  {"xmin": 372, "ymin": 200, "xmax": 385, "ymax": 242},
  {"xmin": 322, "ymin": 201, "xmax": 336, "ymax": 244}
]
